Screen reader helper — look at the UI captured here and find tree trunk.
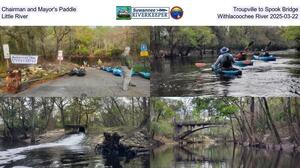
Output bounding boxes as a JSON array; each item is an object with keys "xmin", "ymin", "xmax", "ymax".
[
  {"xmin": 30, "ymin": 98, "xmax": 36, "ymax": 143},
  {"xmin": 283, "ymin": 98, "xmax": 298, "ymax": 143},
  {"xmin": 138, "ymin": 97, "xmax": 150, "ymax": 129},
  {"xmin": 230, "ymin": 116, "xmax": 236, "ymax": 142},
  {"xmin": 294, "ymin": 97, "xmax": 300, "ymax": 144},
  {"xmin": 262, "ymin": 97, "xmax": 281, "ymax": 144}
]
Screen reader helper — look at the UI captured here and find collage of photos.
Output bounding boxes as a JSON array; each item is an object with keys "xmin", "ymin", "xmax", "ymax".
[{"xmin": 0, "ymin": 26, "xmax": 299, "ymax": 168}]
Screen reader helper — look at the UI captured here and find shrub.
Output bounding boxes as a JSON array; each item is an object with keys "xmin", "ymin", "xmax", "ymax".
[
  {"xmin": 110, "ymin": 48, "xmax": 123, "ymax": 59},
  {"xmin": 151, "ymin": 121, "xmax": 174, "ymax": 138},
  {"xmin": 133, "ymin": 64, "xmax": 151, "ymax": 72},
  {"xmin": 93, "ymin": 49, "xmax": 107, "ymax": 57},
  {"xmin": 76, "ymin": 47, "xmax": 89, "ymax": 56}
]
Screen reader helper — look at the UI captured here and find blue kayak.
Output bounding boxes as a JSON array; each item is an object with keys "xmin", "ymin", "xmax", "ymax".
[
  {"xmin": 211, "ymin": 65, "xmax": 242, "ymax": 76},
  {"xmin": 131, "ymin": 71, "xmax": 138, "ymax": 76},
  {"xmin": 139, "ymin": 72, "xmax": 151, "ymax": 79},
  {"xmin": 253, "ymin": 55, "xmax": 276, "ymax": 61},
  {"xmin": 103, "ymin": 67, "xmax": 113, "ymax": 72},
  {"xmin": 112, "ymin": 68, "xmax": 122, "ymax": 76},
  {"xmin": 234, "ymin": 60, "xmax": 253, "ymax": 67},
  {"xmin": 111, "ymin": 68, "xmax": 138, "ymax": 77}
]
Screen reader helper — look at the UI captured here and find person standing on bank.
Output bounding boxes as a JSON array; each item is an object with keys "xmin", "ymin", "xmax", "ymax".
[{"xmin": 121, "ymin": 47, "xmax": 135, "ymax": 91}]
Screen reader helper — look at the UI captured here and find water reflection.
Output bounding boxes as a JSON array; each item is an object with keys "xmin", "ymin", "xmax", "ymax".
[
  {"xmin": 151, "ymin": 54, "xmax": 300, "ymax": 96},
  {"xmin": 151, "ymin": 143, "xmax": 300, "ymax": 168}
]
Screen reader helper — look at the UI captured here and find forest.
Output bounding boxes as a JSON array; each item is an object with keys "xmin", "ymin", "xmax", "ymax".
[
  {"xmin": 150, "ymin": 26, "xmax": 300, "ymax": 57},
  {"xmin": 0, "ymin": 97, "xmax": 150, "ymax": 143},
  {"xmin": 0, "ymin": 27, "xmax": 150, "ymax": 71},
  {"xmin": 151, "ymin": 97, "xmax": 300, "ymax": 150}
]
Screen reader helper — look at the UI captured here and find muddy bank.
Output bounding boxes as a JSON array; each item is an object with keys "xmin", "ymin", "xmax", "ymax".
[
  {"xmin": 0, "ymin": 129, "xmax": 65, "ymax": 150},
  {"xmin": 33, "ymin": 129, "xmax": 65, "ymax": 144},
  {"xmin": 22, "ymin": 129, "xmax": 65, "ymax": 144}
]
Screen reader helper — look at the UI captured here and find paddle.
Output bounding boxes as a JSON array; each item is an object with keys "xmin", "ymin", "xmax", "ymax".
[{"xmin": 245, "ymin": 41, "xmax": 254, "ymax": 51}]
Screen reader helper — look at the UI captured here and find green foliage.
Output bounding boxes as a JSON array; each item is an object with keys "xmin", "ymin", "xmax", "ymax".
[
  {"xmin": 0, "ymin": 97, "xmax": 149, "ymax": 141},
  {"xmin": 192, "ymin": 97, "xmax": 238, "ymax": 118},
  {"xmin": 0, "ymin": 26, "xmax": 150, "ymax": 60},
  {"xmin": 110, "ymin": 48, "xmax": 123, "ymax": 58},
  {"xmin": 179, "ymin": 27, "xmax": 217, "ymax": 49},
  {"xmin": 132, "ymin": 64, "xmax": 150, "ymax": 72},
  {"xmin": 282, "ymin": 26, "xmax": 300, "ymax": 50},
  {"xmin": 152, "ymin": 26, "xmax": 295, "ymax": 58},
  {"xmin": 75, "ymin": 46, "xmax": 89, "ymax": 56},
  {"xmin": 151, "ymin": 121, "xmax": 174, "ymax": 138},
  {"xmin": 282, "ymin": 26, "xmax": 300, "ymax": 41},
  {"xmin": 93, "ymin": 48, "xmax": 107, "ymax": 57}
]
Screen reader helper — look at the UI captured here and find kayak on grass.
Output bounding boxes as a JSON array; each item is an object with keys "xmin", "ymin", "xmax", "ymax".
[
  {"xmin": 211, "ymin": 65, "xmax": 242, "ymax": 76},
  {"xmin": 253, "ymin": 55, "xmax": 276, "ymax": 61},
  {"xmin": 139, "ymin": 72, "xmax": 151, "ymax": 79},
  {"xmin": 234, "ymin": 60, "xmax": 253, "ymax": 67}
]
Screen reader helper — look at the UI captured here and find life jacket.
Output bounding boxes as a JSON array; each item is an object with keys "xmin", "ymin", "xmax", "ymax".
[{"xmin": 221, "ymin": 53, "xmax": 232, "ymax": 68}]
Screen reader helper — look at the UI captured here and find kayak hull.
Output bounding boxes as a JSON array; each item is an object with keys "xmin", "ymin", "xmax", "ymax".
[
  {"xmin": 112, "ymin": 68, "xmax": 122, "ymax": 76},
  {"xmin": 139, "ymin": 72, "xmax": 151, "ymax": 79},
  {"xmin": 103, "ymin": 67, "xmax": 138, "ymax": 77},
  {"xmin": 253, "ymin": 55, "xmax": 276, "ymax": 61},
  {"xmin": 234, "ymin": 60, "xmax": 253, "ymax": 67},
  {"xmin": 211, "ymin": 65, "xmax": 242, "ymax": 76},
  {"xmin": 77, "ymin": 70, "xmax": 86, "ymax": 77},
  {"xmin": 103, "ymin": 67, "xmax": 113, "ymax": 72},
  {"xmin": 69, "ymin": 69, "xmax": 86, "ymax": 77}
]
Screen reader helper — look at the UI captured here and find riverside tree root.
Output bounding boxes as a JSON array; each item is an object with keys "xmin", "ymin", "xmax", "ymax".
[{"xmin": 95, "ymin": 132, "xmax": 149, "ymax": 159}]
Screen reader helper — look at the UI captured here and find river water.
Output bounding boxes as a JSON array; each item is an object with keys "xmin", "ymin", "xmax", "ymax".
[
  {"xmin": 151, "ymin": 143, "xmax": 300, "ymax": 168},
  {"xmin": 151, "ymin": 53, "xmax": 300, "ymax": 97},
  {"xmin": 0, "ymin": 133, "xmax": 149, "ymax": 168}
]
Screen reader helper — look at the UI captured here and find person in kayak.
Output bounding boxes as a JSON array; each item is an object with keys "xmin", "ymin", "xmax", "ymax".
[
  {"xmin": 213, "ymin": 47, "xmax": 235, "ymax": 70},
  {"xmin": 120, "ymin": 46, "xmax": 135, "ymax": 91},
  {"xmin": 260, "ymin": 49, "xmax": 270, "ymax": 57},
  {"xmin": 235, "ymin": 47, "xmax": 248, "ymax": 61}
]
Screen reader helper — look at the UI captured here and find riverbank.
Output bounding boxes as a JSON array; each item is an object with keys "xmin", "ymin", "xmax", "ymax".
[
  {"xmin": 152, "ymin": 132, "xmax": 300, "ymax": 153},
  {"xmin": 32, "ymin": 129, "xmax": 65, "ymax": 144},
  {"xmin": 0, "ymin": 129, "xmax": 65, "ymax": 150}
]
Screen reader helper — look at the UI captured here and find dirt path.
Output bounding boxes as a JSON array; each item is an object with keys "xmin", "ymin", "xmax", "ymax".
[{"xmin": 11, "ymin": 67, "xmax": 150, "ymax": 97}]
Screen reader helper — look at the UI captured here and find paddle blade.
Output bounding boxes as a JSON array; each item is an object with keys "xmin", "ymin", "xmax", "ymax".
[
  {"xmin": 195, "ymin": 63, "xmax": 206, "ymax": 68},
  {"xmin": 247, "ymin": 41, "xmax": 254, "ymax": 48},
  {"xmin": 264, "ymin": 41, "xmax": 272, "ymax": 51}
]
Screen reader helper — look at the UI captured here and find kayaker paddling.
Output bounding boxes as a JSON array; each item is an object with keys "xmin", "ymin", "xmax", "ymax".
[
  {"xmin": 213, "ymin": 47, "xmax": 235, "ymax": 70},
  {"xmin": 234, "ymin": 41, "xmax": 254, "ymax": 60}
]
